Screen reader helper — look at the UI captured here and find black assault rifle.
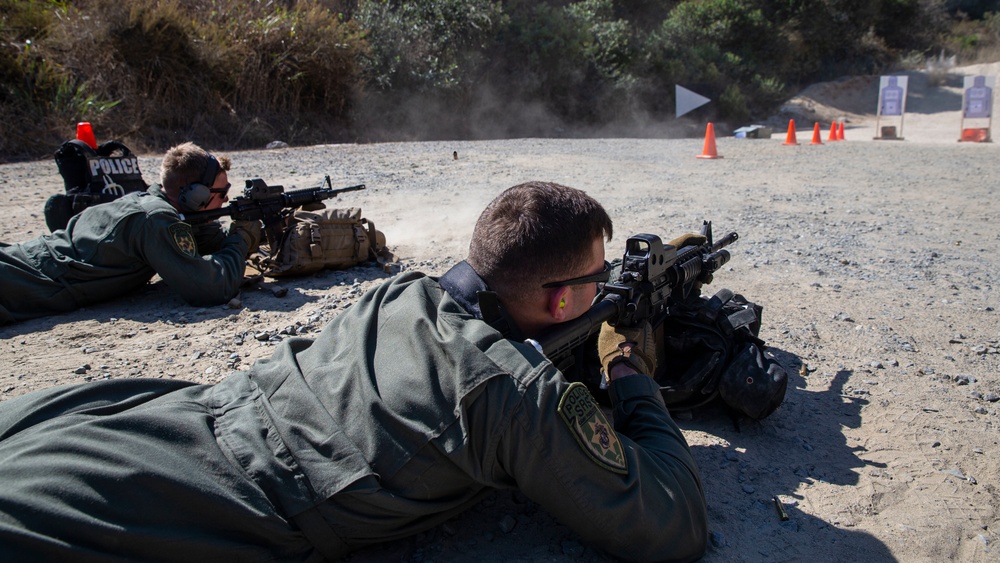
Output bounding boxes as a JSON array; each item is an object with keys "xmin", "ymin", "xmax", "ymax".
[
  {"xmin": 528, "ymin": 221, "xmax": 739, "ymax": 362},
  {"xmin": 182, "ymin": 176, "xmax": 365, "ymax": 253}
]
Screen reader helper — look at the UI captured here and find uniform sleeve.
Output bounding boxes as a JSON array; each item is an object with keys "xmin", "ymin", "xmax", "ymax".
[
  {"xmin": 495, "ymin": 371, "xmax": 708, "ymax": 562},
  {"xmin": 134, "ymin": 215, "xmax": 250, "ymax": 306},
  {"xmin": 191, "ymin": 221, "xmax": 227, "ymax": 255}
]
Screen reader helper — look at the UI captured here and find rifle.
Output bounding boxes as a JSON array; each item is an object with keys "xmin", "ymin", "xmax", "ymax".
[
  {"xmin": 182, "ymin": 176, "xmax": 365, "ymax": 253},
  {"xmin": 528, "ymin": 221, "xmax": 739, "ymax": 362}
]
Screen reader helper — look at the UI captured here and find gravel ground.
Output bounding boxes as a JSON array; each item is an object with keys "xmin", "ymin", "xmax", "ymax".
[{"xmin": 1, "ymin": 66, "xmax": 999, "ymax": 562}]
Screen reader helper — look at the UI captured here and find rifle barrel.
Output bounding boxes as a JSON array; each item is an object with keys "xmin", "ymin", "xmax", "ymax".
[
  {"xmin": 281, "ymin": 184, "xmax": 365, "ymax": 207},
  {"xmin": 714, "ymin": 231, "xmax": 739, "ymax": 250},
  {"xmin": 180, "ymin": 183, "xmax": 366, "ymax": 223}
]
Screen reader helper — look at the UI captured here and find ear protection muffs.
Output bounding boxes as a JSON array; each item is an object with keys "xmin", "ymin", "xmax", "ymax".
[{"xmin": 177, "ymin": 154, "xmax": 221, "ymax": 212}]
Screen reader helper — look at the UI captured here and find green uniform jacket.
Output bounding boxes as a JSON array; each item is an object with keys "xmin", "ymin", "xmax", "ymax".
[
  {"xmin": 0, "ymin": 272, "xmax": 708, "ymax": 562},
  {"xmin": 0, "ymin": 184, "xmax": 250, "ymax": 323}
]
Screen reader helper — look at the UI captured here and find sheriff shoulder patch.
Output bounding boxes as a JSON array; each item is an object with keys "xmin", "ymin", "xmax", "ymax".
[
  {"xmin": 558, "ymin": 382, "xmax": 627, "ymax": 474},
  {"xmin": 168, "ymin": 222, "xmax": 198, "ymax": 258}
]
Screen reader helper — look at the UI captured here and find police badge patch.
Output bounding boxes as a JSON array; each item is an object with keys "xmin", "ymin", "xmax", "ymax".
[
  {"xmin": 558, "ymin": 382, "xmax": 627, "ymax": 474},
  {"xmin": 168, "ymin": 222, "xmax": 198, "ymax": 258}
]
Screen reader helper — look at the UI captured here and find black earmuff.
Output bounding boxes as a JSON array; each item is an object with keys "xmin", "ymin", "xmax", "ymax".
[{"xmin": 177, "ymin": 154, "xmax": 221, "ymax": 212}]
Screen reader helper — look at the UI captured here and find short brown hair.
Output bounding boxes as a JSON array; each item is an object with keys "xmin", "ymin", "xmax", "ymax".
[
  {"xmin": 468, "ymin": 181, "xmax": 612, "ymax": 297},
  {"xmin": 159, "ymin": 142, "xmax": 231, "ymax": 199}
]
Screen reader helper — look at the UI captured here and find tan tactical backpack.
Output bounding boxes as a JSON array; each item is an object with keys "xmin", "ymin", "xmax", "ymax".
[{"xmin": 256, "ymin": 207, "xmax": 393, "ymax": 277}]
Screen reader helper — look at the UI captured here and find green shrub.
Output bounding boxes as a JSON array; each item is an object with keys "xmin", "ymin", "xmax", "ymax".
[
  {"xmin": 356, "ymin": 0, "xmax": 505, "ymax": 92},
  {"xmin": 640, "ymin": 0, "xmax": 789, "ymax": 121},
  {"xmin": 943, "ymin": 10, "xmax": 1000, "ymax": 61},
  {"xmin": 0, "ymin": 0, "xmax": 981, "ymax": 160},
  {"xmin": 718, "ymin": 83, "xmax": 749, "ymax": 122},
  {"xmin": 0, "ymin": 0, "xmax": 120, "ymax": 158}
]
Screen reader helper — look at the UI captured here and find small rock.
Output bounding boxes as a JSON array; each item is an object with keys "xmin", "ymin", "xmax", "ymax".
[
  {"xmin": 498, "ymin": 514, "xmax": 516, "ymax": 534},
  {"xmin": 265, "ymin": 140, "xmax": 289, "ymax": 149},
  {"xmin": 710, "ymin": 530, "xmax": 726, "ymax": 548},
  {"xmin": 227, "ymin": 297, "xmax": 242, "ymax": 309},
  {"xmin": 272, "ymin": 287, "xmax": 288, "ymax": 298},
  {"xmin": 741, "ymin": 484, "xmax": 755, "ymax": 494}
]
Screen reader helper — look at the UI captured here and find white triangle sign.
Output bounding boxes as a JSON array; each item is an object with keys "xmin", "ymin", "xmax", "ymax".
[{"xmin": 676, "ymin": 85, "xmax": 711, "ymax": 118}]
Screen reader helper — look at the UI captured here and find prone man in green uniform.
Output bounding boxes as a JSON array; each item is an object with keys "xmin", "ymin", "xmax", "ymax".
[
  {"xmin": 0, "ymin": 142, "xmax": 261, "ymax": 324},
  {"xmin": 0, "ymin": 181, "xmax": 708, "ymax": 562}
]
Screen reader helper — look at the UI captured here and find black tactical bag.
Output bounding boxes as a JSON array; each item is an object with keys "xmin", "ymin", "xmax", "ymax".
[
  {"xmin": 652, "ymin": 288, "xmax": 788, "ymax": 420},
  {"xmin": 44, "ymin": 139, "xmax": 148, "ymax": 232},
  {"xmin": 561, "ymin": 287, "xmax": 787, "ymax": 421}
]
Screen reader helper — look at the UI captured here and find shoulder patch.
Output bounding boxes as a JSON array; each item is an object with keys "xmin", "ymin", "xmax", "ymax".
[
  {"xmin": 168, "ymin": 222, "xmax": 198, "ymax": 258},
  {"xmin": 558, "ymin": 382, "xmax": 627, "ymax": 474}
]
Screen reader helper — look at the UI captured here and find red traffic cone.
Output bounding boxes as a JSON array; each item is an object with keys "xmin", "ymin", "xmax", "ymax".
[
  {"xmin": 783, "ymin": 119, "xmax": 799, "ymax": 145},
  {"xmin": 827, "ymin": 122, "xmax": 838, "ymax": 141},
  {"xmin": 837, "ymin": 121, "xmax": 845, "ymax": 141},
  {"xmin": 810, "ymin": 122, "xmax": 823, "ymax": 145},
  {"xmin": 76, "ymin": 122, "xmax": 97, "ymax": 149},
  {"xmin": 696, "ymin": 122, "xmax": 722, "ymax": 159}
]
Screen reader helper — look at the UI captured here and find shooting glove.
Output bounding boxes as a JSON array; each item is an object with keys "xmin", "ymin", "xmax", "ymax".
[
  {"xmin": 598, "ymin": 321, "xmax": 657, "ymax": 379},
  {"xmin": 669, "ymin": 233, "xmax": 707, "ymax": 249},
  {"xmin": 230, "ymin": 219, "xmax": 262, "ymax": 251}
]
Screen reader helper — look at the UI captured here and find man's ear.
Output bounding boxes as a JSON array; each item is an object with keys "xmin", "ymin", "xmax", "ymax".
[{"xmin": 547, "ymin": 286, "xmax": 570, "ymax": 322}]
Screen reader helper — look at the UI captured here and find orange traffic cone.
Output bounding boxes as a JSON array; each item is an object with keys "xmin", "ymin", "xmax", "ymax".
[
  {"xmin": 827, "ymin": 122, "xmax": 838, "ymax": 141},
  {"xmin": 696, "ymin": 122, "xmax": 722, "ymax": 159},
  {"xmin": 810, "ymin": 122, "xmax": 823, "ymax": 145},
  {"xmin": 783, "ymin": 119, "xmax": 799, "ymax": 145},
  {"xmin": 837, "ymin": 121, "xmax": 845, "ymax": 141},
  {"xmin": 76, "ymin": 122, "xmax": 97, "ymax": 149}
]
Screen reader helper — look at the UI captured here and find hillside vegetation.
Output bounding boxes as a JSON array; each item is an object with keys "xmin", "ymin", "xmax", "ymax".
[{"xmin": 1, "ymin": 0, "xmax": 999, "ymax": 161}]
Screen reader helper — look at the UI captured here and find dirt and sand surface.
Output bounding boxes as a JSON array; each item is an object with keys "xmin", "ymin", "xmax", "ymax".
[{"xmin": 1, "ymin": 62, "xmax": 998, "ymax": 562}]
